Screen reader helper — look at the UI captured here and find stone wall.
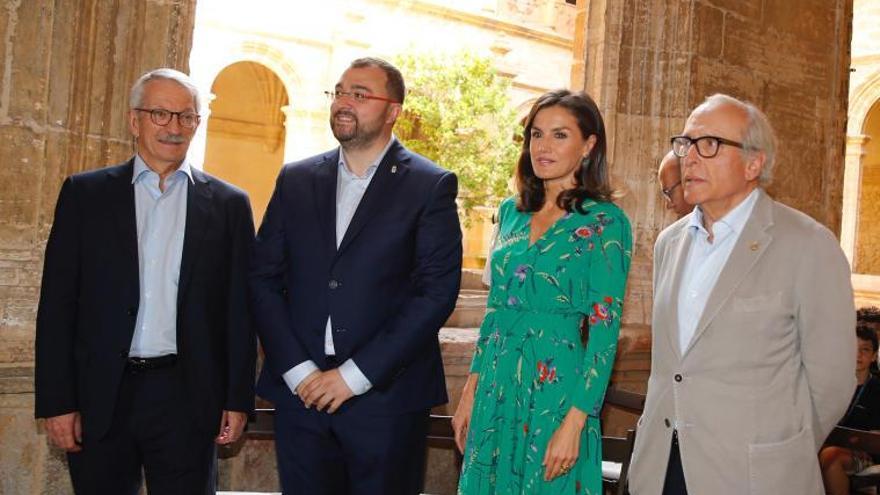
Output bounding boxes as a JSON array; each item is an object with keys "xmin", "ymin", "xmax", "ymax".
[
  {"xmin": 0, "ymin": 1, "xmax": 196, "ymax": 493},
  {"xmin": 576, "ymin": 0, "xmax": 853, "ymax": 434}
]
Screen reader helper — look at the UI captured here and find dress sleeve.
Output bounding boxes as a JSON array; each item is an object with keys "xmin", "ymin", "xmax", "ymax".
[
  {"xmin": 570, "ymin": 207, "xmax": 633, "ymax": 416},
  {"xmin": 470, "ymin": 199, "xmax": 509, "ymax": 373},
  {"xmin": 481, "ymin": 220, "xmax": 499, "ymax": 287}
]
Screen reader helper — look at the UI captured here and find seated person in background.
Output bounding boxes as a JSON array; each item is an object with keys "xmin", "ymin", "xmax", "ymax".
[{"xmin": 820, "ymin": 325, "xmax": 880, "ymax": 495}]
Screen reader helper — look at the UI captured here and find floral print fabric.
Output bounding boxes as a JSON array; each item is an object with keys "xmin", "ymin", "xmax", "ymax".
[{"xmin": 459, "ymin": 197, "xmax": 632, "ymax": 495}]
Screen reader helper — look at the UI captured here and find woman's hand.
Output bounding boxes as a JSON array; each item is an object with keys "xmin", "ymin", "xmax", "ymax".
[
  {"xmin": 543, "ymin": 407, "xmax": 587, "ymax": 481},
  {"xmin": 452, "ymin": 373, "xmax": 479, "ymax": 454}
]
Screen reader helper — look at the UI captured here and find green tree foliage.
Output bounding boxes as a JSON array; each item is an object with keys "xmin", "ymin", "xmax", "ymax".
[{"xmin": 393, "ymin": 51, "xmax": 521, "ymax": 213}]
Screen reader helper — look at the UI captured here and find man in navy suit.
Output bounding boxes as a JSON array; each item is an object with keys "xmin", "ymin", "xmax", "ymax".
[
  {"xmin": 34, "ymin": 68, "xmax": 256, "ymax": 494},
  {"xmin": 250, "ymin": 57, "xmax": 462, "ymax": 494}
]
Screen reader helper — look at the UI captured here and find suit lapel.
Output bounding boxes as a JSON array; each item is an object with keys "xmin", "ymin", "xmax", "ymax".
[
  {"xmin": 313, "ymin": 152, "xmax": 339, "ymax": 254},
  {"xmin": 177, "ymin": 169, "xmax": 212, "ymax": 309},
  {"xmin": 109, "ymin": 160, "xmax": 139, "ymax": 261},
  {"xmin": 683, "ymin": 190, "xmax": 774, "ymax": 357},
  {"xmin": 335, "ymin": 142, "xmax": 409, "ymax": 257}
]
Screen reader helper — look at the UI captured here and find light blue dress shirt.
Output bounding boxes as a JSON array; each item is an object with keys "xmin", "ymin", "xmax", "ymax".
[
  {"xmin": 283, "ymin": 137, "xmax": 397, "ymax": 397},
  {"xmin": 129, "ymin": 155, "xmax": 192, "ymax": 358},
  {"xmin": 677, "ymin": 188, "xmax": 760, "ymax": 353}
]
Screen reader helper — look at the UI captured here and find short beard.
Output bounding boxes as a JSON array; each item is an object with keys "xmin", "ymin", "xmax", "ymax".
[{"xmin": 331, "ymin": 110, "xmax": 385, "ymax": 151}]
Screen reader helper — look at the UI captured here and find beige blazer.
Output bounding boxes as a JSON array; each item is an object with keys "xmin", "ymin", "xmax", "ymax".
[{"xmin": 629, "ymin": 189, "xmax": 856, "ymax": 495}]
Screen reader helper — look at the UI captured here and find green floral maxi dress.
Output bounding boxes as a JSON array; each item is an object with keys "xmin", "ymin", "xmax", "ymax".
[{"xmin": 458, "ymin": 197, "xmax": 632, "ymax": 495}]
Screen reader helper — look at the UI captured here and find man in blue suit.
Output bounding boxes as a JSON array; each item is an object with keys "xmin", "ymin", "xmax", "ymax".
[
  {"xmin": 250, "ymin": 57, "xmax": 462, "ymax": 494},
  {"xmin": 35, "ymin": 68, "xmax": 256, "ymax": 494}
]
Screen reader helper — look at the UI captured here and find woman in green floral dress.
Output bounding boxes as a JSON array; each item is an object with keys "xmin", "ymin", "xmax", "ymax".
[{"xmin": 453, "ymin": 89, "xmax": 632, "ymax": 495}]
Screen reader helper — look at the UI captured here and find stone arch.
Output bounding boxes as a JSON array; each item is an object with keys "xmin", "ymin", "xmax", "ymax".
[
  {"xmin": 204, "ymin": 61, "xmax": 289, "ymax": 226},
  {"xmin": 188, "ymin": 42, "xmax": 305, "ymax": 170},
  {"xmin": 849, "ymin": 69, "xmax": 880, "ymax": 135},
  {"xmin": 841, "ymin": 68, "xmax": 880, "ymax": 269},
  {"xmin": 201, "ymin": 42, "xmax": 301, "ymax": 108},
  {"xmin": 515, "ymin": 98, "xmax": 536, "ymax": 125},
  {"xmin": 853, "ymin": 99, "xmax": 880, "ymax": 273}
]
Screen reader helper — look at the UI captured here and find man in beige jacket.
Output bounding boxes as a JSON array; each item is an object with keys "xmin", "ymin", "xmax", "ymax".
[{"xmin": 629, "ymin": 94, "xmax": 856, "ymax": 494}]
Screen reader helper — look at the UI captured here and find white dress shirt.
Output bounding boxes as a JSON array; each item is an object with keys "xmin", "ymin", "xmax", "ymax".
[
  {"xmin": 282, "ymin": 136, "xmax": 397, "ymax": 397},
  {"xmin": 129, "ymin": 155, "xmax": 192, "ymax": 358},
  {"xmin": 677, "ymin": 188, "xmax": 760, "ymax": 353}
]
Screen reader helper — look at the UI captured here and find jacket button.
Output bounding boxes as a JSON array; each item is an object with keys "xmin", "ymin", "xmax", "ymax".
[
  {"xmin": 664, "ymin": 418, "xmax": 671, "ymax": 428},
  {"xmin": 119, "ymin": 350, "xmax": 128, "ymax": 358},
  {"xmin": 336, "ymin": 328, "xmax": 347, "ymax": 333},
  {"xmin": 674, "ymin": 374, "xmax": 682, "ymax": 382},
  {"xmin": 126, "ymin": 307, "xmax": 136, "ymax": 316},
  {"xmin": 329, "ymin": 280, "xmax": 340, "ymax": 289}
]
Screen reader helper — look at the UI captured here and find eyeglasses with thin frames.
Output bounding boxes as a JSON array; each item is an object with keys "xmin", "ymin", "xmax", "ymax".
[
  {"xmin": 324, "ymin": 90, "xmax": 399, "ymax": 104},
  {"xmin": 661, "ymin": 181, "xmax": 681, "ymax": 201},
  {"xmin": 670, "ymin": 135, "xmax": 749, "ymax": 159},
  {"xmin": 134, "ymin": 108, "xmax": 200, "ymax": 129}
]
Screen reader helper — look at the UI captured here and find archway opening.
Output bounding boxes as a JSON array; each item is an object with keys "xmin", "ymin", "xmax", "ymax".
[
  {"xmin": 856, "ymin": 99, "xmax": 880, "ymax": 274},
  {"xmin": 205, "ymin": 61, "xmax": 289, "ymax": 226}
]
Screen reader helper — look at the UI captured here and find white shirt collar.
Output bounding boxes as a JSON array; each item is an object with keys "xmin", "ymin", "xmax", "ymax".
[
  {"xmin": 337, "ymin": 134, "xmax": 397, "ymax": 179},
  {"xmin": 688, "ymin": 188, "xmax": 760, "ymax": 239},
  {"xmin": 132, "ymin": 155, "xmax": 194, "ymax": 184}
]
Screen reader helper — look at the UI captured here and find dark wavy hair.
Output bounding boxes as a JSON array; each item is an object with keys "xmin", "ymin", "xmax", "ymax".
[
  {"xmin": 857, "ymin": 324, "xmax": 880, "ymax": 376},
  {"xmin": 515, "ymin": 89, "xmax": 614, "ymax": 213},
  {"xmin": 858, "ymin": 306, "xmax": 880, "ymax": 324}
]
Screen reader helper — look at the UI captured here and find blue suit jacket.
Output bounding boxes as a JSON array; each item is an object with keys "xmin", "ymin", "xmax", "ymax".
[
  {"xmin": 34, "ymin": 159, "xmax": 257, "ymax": 438},
  {"xmin": 250, "ymin": 141, "xmax": 462, "ymax": 414}
]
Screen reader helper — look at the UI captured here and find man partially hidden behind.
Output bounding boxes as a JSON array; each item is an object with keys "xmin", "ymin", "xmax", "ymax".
[
  {"xmin": 858, "ymin": 306, "xmax": 880, "ymax": 337},
  {"xmin": 34, "ymin": 68, "xmax": 256, "ymax": 494},
  {"xmin": 658, "ymin": 150, "xmax": 694, "ymax": 219},
  {"xmin": 628, "ymin": 94, "xmax": 855, "ymax": 494},
  {"xmin": 250, "ymin": 57, "xmax": 462, "ymax": 494}
]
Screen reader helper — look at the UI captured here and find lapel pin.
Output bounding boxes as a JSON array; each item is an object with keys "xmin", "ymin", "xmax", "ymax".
[
  {"xmin": 391, "ymin": 165, "xmax": 397, "ymax": 174},
  {"xmin": 750, "ymin": 241, "xmax": 759, "ymax": 251}
]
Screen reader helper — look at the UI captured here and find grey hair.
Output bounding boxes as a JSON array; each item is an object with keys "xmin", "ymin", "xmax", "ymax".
[
  {"xmin": 697, "ymin": 93, "xmax": 777, "ymax": 184},
  {"xmin": 129, "ymin": 68, "xmax": 201, "ymax": 113}
]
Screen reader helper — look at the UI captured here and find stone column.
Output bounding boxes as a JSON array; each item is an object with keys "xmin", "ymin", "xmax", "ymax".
[
  {"xmin": 571, "ymin": 0, "xmax": 854, "ymax": 435},
  {"xmin": 0, "ymin": 1, "xmax": 196, "ymax": 493},
  {"xmin": 842, "ymin": 135, "xmax": 870, "ymax": 266}
]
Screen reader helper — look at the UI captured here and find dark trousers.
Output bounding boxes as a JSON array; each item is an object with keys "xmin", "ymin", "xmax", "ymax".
[
  {"xmin": 274, "ymin": 405, "xmax": 430, "ymax": 495},
  {"xmin": 662, "ymin": 430, "xmax": 688, "ymax": 495},
  {"xmin": 67, "ymin": 365, "xmax": 216, "ymax": 495}
]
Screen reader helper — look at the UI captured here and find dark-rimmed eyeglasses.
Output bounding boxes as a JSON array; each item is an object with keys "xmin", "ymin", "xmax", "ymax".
[
  {"xmin": 661, "ymin": 181, "xmax": 681, "ymax": 201},
  {"xmin": 670, "ymin": 135, "xmax": 748, "ymax": 158},
  {"xmin": 134, "ymin": 108, "xmax": 200, "ymax": 129},
  {"xmin": 324, "ymin": 90, "xmax": 399, "ymax": 104}
]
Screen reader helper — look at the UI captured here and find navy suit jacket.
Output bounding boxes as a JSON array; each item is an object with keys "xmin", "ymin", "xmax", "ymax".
[
  {"xmin": 250, "ymin": 141, "xmax": 462, "ymax": 414},
  {"xmin": 34, "ymin": 159, "xmax": 257, "ymax": 439}
]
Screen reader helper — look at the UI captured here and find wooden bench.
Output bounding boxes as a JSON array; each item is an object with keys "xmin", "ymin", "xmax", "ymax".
[{"xmin": 600, "ymin": 387, "xmax": 645, "ymax": 495}]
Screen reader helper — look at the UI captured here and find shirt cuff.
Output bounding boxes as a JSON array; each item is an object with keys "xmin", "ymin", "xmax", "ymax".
[
  {"xmin": 282, "ymin": 360, "xmax": 319, "ymax": 396},
  {"xmin": 338, "ymin": 358, "xmax": 373, "ymax": 396}
]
